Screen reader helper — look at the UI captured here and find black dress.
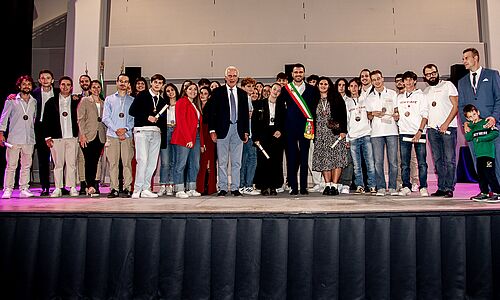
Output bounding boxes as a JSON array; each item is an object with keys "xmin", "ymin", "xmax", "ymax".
[{"xmin": 251, "ymin": 98, "xmax": 285, "ymax": 191}]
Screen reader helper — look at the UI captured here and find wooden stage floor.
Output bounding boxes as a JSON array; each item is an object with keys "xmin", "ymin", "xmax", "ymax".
[{"xmin": 1, "ymin": 182, "xmax": 499, "ymax": 215}]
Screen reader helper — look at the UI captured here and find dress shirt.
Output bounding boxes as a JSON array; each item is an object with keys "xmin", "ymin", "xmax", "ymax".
[
  {"xmin": 59, "ymin": 94, "xmax": 73, "ymax": 138},
  {"xmin": 294, "ymin": 81, "xmax": 306, "ymax": 95},
  {"xmin": 102, "ymin": 92, "xmax": 135, "ymax": 138},
  {"xmin": 227, "ymin": 85, "xmax": 238, "ymax": 120},
  {"xmin": 0, "ymin": 94, "xmax": 37, "ymax": 144},
  {"xmin": 470, "ymin": 66, "xmax": 483, "ymax": 90},
  {"xmin": 40, "ymin": 88, "xmax": 54, "ymax": 122}
]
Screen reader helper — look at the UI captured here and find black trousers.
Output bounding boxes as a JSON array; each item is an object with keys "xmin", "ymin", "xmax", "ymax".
[
  {"xmin": 286, "ymin": 133, "xmax": 310, "ymax": 191},
  {"xmin": 81, "ymin": 136, "xmax": 104, "ymax": 189},
  {"xmin": 476, "ymin": 156, "xmax": 500, "ymax": 194},
  {"xmin": 254, "ymin": 132, "xmax": 284, "ymax": 190},
  {"xmin": 35, "ymin": 139, "xmax": 51, "ymax": 190}
]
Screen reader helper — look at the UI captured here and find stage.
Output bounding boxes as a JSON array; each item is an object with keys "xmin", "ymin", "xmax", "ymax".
[{"xmin": 1, "ymin": 183, "xmax": 499, "ymax": 299}]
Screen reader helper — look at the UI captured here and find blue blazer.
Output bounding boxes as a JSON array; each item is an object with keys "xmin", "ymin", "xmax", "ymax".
[
  {"xmin": 458, "ymin": 68, "xmax": 500, "ymax": 125},
  {"xmin": 208, "ymin": 85, "xmax": 249, "ymax": 140}
]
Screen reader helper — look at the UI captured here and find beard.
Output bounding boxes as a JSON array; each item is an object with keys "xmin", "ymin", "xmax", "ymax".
[
  {"xmin": 20, "ymin": 88, "xmax": 31, "ymax": 95},
  {"xmin": 424, "ymin": 75, "xmax": 440, "ymax": 86}
]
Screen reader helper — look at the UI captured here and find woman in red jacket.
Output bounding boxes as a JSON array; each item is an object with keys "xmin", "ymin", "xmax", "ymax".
[{"xmin": 171, "ymin": 82, "xmax": 203, "ymax": 198}]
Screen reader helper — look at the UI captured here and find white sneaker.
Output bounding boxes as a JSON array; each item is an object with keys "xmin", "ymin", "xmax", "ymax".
[
  {"xmin": 244, "ymin": 187, "xmax": 260, "ymax": 195},
  {"xmin": 411, "ymin": 183, "xmax": 419, "ymax": 192},
  {"xmin": 176, "ymin": 191, "xmax": 190, "ymax": 198},
  {"xmin": 239, "ymin": 187, "xmax": 245, "ymax": 193},
  {"xmin": 141, "ymin": 190, "xmax": 158, "ymax": 198},
  {"xmin": 70, "ymin": 187, "xmax": 79, "ymax": 197},
  {"xmin": 2, "ymin": 188, "xmax": 13, "ymax": 199},
  {"xmin": 388, "ymin": 189, "xmax": 399, "ymax": 196},
  {"xmin": 420, "ymin": 187, "xmax": 429, "ymax": 197},
  {"xmin": 20, "ymin": 188, "xmax": 34, "ymax": 198},
  {"xmin": 341, "ymin": 185, "xmax": 350, "ymax": 194},
  {"xmin": 132, "ymin": 191, "xmax": 141, "ymax": 198},
  {"xmin": 166, "ymin": 185, "xmax": 174, "ymax": 196},
  {"xmin": 157, "ymin": 185, "xmax": 166, "ymax": 196},
  {"xmin": 376, "ymin": 190, "xmax": 385, "ymax": 196},
  {"xmin": 276, "ymin": 187, "xmax": 285, "ymax": 193},
  {"xmin": 307, "ymin": 184, "xmax": 322, "ymax": 193},
  {"xmin": 187, "ymin": 190, "xmax": 201, "ymax": 197},
  {"xmin": 399, "ymin": 187, "xmax": 412, "ymax": 196},
  {"xmin": 50, "ymin": 188, "xmax": 62, "ymax": 198}
]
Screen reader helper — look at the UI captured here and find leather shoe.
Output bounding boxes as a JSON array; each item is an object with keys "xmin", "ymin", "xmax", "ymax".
[
  {"xmin": 431, "ymin": 190, "xmax": 447, "ymax": 197},
  {"xmin": 270, "ymin": 189, "xmax": 277, "ymax": 196},
  {"xmin": 444, "ymin": 191, "xmax": 454, "ymax": 198},
  {"xmin": 218, "ymin": 190, "xmax": 227, "ymax": 197},
  {"xmin": 231, "ymin": 190, "xmax": 243, "ymax": 196},
  {"xmin": 328, "ymin": 186, "xmax": 339, "ymax": 196},
  {"xmin": 322, "ymin": 186, "xmax": 331, "ymax": 195},
  {"xmin": 107, "ymin": 189, "xmax": 119, "ymax": 198},
  {"xmin": 121, "ymin": 189, "xmax": 132, "ymax": 198},
  {"xmin": 40, "ymin": 189, "xmax": 50, "ymax": 197},
  {"xmin": 290, "ymin": 189, "xmax": 298, "ymax": 195},
  {"xmin": 61, "ymin": 188, "xmax": 70, "ymax": 195},
  {"xmin": 261, "ymin": 188, "xmax": 270, "ymax": 196},
  {"xmin": 300, "ymin": 189, "xmax": 309, "ymax": 195}
]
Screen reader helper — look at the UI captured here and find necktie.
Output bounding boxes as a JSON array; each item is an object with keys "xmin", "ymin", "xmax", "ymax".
[
  {"xmin": 472, "ymin": 72, "xmax": 477, "ymax": 93},
  {"xmin": 229, "ymin": 88, "xmax": 237, "ymax": 123}
]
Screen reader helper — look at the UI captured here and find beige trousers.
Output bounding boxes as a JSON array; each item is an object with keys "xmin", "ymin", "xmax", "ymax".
[
  {"xmin": 4, "ymin": 144, "xmax": 34, "ymax": 190},
  {"xmin": 50, "ymin": 137, "xmax": 78, "ymax": 188},
  {"xmin": 106, "ymin": 137, "xmax": 134, "ymax": 190}
]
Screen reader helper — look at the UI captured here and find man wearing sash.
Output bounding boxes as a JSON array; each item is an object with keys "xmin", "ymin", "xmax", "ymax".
[{"xmin": 277, "ymin": 63, "xmax": 319, "ymax": 195}]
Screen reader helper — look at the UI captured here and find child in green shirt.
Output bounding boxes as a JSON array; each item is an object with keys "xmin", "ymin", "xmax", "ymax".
[{"xmin": 463, "ymin": 104, "xmax": 500, "ymax": 202}]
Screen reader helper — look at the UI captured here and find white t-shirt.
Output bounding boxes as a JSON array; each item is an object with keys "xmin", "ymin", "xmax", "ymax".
[
  {"xmin": 397, "ymin": 89, "xmax": 429, "ymax": 135},
  {"xmin": 365, "ymin": 87, "xmax": 399, "ymax": 137},
  {"xmin": 423, "ymin": 80, "xmax": 458, "ymax": 129},
  {"xmin": 345, "ymin": 96, "xmax": 371, "ymax": 140}
]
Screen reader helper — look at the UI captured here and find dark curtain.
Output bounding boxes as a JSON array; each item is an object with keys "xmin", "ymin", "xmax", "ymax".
[
  {"xmin": 0, "ymin": 213, "xmax": 499, "ymax": 300},
  {"xmin": 0, "ymin": 0, "xmax": 34, "ymax": 187}
]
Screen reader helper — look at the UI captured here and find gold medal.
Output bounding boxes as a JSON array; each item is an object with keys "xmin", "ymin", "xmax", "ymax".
[
  {"xmin": 23, "ymin": 115, "xmax": 29, "ymax": 120},
  {"xmin": 432, "ymin": 101, "xmax": 437, "ymax": 107},
  {"xmin": 62, "ymin": 111, "xmax": 68, "ymax": 117}
]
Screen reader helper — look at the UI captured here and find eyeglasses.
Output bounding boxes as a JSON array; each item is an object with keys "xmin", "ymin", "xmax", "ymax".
[{"xmin": 424, "ymin": 71, "xmax": 438, "ymax": 78}]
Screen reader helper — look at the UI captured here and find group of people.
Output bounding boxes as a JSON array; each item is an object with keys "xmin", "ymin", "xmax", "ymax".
[{"xmin": 1, "ymin": 47, "xmax": 499, "ymax": 202}]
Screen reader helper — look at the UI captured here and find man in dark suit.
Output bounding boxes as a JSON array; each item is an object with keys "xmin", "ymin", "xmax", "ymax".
[
  {"xmin": 32, "ymin": 69, "xmax": 59, "ymax": 196},
  {"xmin": 209, "ymin": 66, "xmax": 250, "ymax": 196},
  {"xmin": 277, "ymin": 63, "xmax": 319, "ymax": 195},
  {"xmin": 458, "ymin": 48, "xmax": 500, "ymax": 179}
]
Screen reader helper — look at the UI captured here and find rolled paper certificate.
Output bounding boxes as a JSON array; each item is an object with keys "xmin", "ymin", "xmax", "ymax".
[
  {"xmin": 435, "ymin": 126, "xmax": 451, "ymax": 135},
  {"xmin": 3, "ymin": 142, "xmax": 13, "ymax": 148},
  {"xmin": 402, "ymin": 137, "xmax": 426, "ymax": 143},
  {"xmin": 256, "ymin": 143, "xmax": 270, "ymax": 159},
  {"xmin": 331, "ymin": 136, "xmax": 343, "ymax": 148},
  {"xmin": 155, "ymin": 104, "xmax": 169, "ymax": 119}
]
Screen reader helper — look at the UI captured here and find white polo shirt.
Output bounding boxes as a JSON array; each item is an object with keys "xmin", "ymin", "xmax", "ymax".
[
  {"xmin": 397, "ymin": 89, "xmax": 429, "ymax": 135},
  {"xmin": 365, "ymin": 87, "xmax": 399, "ymax": 137},
  {"xmin": 423, "ymin": 80, "xmax": 458, "ymax": 129}
]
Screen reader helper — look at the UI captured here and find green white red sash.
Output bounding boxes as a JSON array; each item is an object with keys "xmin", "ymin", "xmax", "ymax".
[{"xmin": 285, "ymin": 82, "xmax": 315, "ymax": 139}]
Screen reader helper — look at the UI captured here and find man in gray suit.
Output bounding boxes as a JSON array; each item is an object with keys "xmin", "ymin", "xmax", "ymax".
[{"xmin": 458, "ymin": 47, "xmax": 500, "ymax": 179}]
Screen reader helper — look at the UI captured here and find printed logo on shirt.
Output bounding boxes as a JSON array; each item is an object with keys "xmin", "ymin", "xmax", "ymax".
[{"xmin": 487, "ymin": 161, "xmax": 493, "ymax": 168}]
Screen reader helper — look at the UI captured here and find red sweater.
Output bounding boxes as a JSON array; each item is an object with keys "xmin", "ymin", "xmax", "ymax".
[{"xmin": 171, "ymin": 96, "xmax": 204, "ymax": 147}]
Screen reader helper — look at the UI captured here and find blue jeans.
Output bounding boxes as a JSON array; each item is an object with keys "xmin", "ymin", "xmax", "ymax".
[
  {"xmin": 159, "ymin": 127, "xmax": 175, "ymax": 184},
  {"xmin": 399, "ymin": 134, "xmax": 428, "ymax": 189},
  {"xmin": 240, "ymin": 138, "xmax": 257, "ymax": 187},
  {"xmin": 350, "ymin": 135, "xmax": 375, "ymax": 188},
  {"xmin": 427, "ymin": 127, "xmax": 457, "ymax": 191},
  {"xmin": 174, "ymin": 133, "xmax": 201, "ymax": 191},
  {"xmin": 371, "ymin": 135, "xmax": 398, "ymax": 190},
  {"xmin": 134, "ymin": 130, "xmax": 161, "ymax": 192}
]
